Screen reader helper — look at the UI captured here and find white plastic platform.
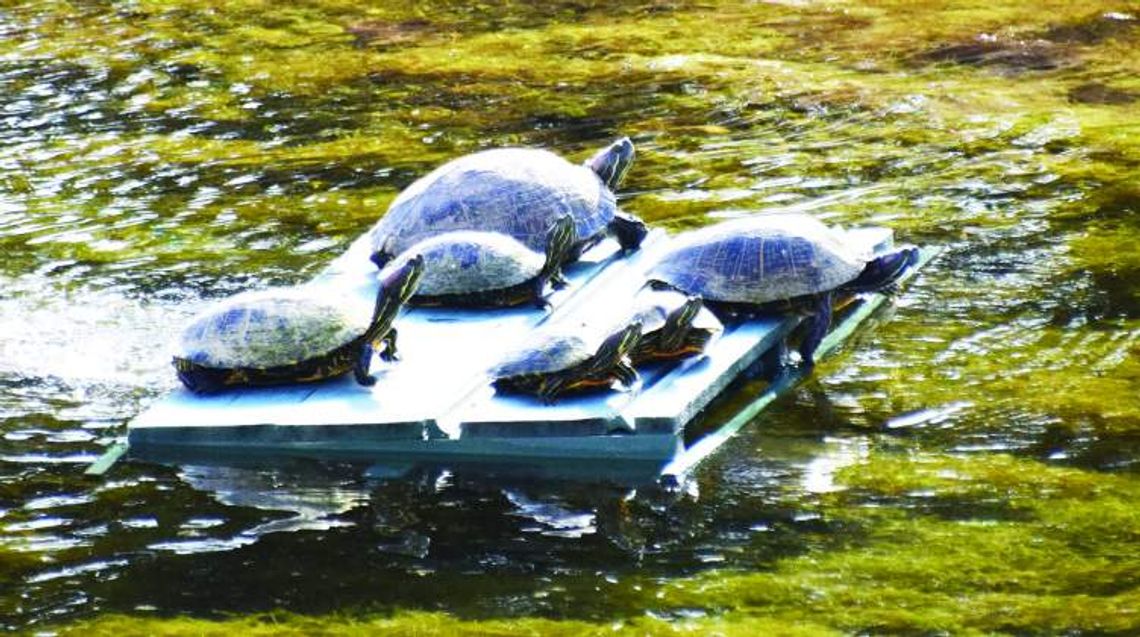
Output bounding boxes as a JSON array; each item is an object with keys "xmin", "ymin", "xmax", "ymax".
[{"xmin": 124, "ymin": 226, "xmax": 898, "ymax": 469}]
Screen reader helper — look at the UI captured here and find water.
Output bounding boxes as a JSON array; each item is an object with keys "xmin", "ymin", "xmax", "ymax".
[{"xmin": 1, "ymin": 1, "xmax": 1138, "ymax": 633}]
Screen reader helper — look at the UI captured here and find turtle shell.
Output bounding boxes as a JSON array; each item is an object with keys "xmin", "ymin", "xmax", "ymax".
[
  {"xmin": 649, "ymin": 214, "xmax": 868, "ymax": 304},
  {"xmin": 369, "ymin": 147, "xmax": 616, "ymax": 262},
  {"xmin": 490, "ymin": 332, "xmax": 591, "ymax": 378},
  {"xmin": 176, "ymin": 288, "xmax": 367, "ymax": 370},
  {"xmin": 392, "ymin": 231, "xmax": 545, "ymax": 297}
]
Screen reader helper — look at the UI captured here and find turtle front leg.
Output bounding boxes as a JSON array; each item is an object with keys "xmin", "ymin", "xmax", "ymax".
[
  {"xmin": 532, "ymin": 277, "xmax": 553, "ymax": 310},
  {"xmin": 610, "ymin": 212, "xmax": 648, "ymax": 253},
  {"xmin": 611, "ymin": 360, "xmax": 639, "ymax": 389},
  {"xmin": 354, "ymin": 343, "xmax": 377, "ymax": 386},
  {"xmin": 536, "ymin": 214, "xmax": 575, "ymax": 303},
  {"xmin": 377, "ymin": 328, "xmax": 399, "ymax": 362},
  {"xmin": 798, "ymin": 292, "xmax": 834, "ymax": 368},
  {"xmin": 538, "ymin": 374, "xmax": 569, "ymax": 405}
]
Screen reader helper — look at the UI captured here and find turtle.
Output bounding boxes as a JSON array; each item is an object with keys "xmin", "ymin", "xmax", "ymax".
[
  {"xmin": 623, "ymin": 289, "xmax": 723, "ymax": 366},
  {"xmin": 368, "ymin": 137, "xmax": 648, "ymax": 269},
  {"xmin": 489, "ymin": 322, "xmax": 643, "ymax": 403},
  {"xmin": 172, "ymin": 255, "xmax": 425, "ymax": 394},
  {"xmin": 385, "ymin": 214, "xmax": 576, "ymax": 309},
  {"xmin": 647, "ymin": 214, "xmax": 918, "ymax": 367}
]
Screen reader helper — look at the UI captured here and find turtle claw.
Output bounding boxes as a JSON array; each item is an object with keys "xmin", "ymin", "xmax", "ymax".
[
  {"xmin": 376, "ymin": 328, "xmax": 400, "ymax": 362},
  {"xmin": 550, "ymin": 272, "xmax": 570, "ymax": 290},
  {"xmin": 356, "ymin": 373, "xmax": 378, "ymax": 387}
]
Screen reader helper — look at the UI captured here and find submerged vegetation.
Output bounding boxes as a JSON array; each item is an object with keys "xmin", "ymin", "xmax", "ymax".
[{"xmin": 1, "ymin": 0, "xmax": 1137, "ymax": 634}]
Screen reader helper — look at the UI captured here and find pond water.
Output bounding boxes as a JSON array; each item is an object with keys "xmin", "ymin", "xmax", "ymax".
[{"xmin": 1, "ymin": 1, "xmax": 1138, "ymax": 634}]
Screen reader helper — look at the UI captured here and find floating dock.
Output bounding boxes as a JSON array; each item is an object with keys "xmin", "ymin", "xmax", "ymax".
[{"xmin": 107, "ymin": 225, "xmax": 925, "ymax": 482}]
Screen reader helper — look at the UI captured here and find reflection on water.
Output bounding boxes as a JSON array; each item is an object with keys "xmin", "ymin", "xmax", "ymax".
[{"xmin": 3, "ymin": 437, "xmax": 869, "ymax": 623}]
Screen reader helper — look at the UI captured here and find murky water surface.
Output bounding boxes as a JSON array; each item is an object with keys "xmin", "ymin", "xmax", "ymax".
[{"xmin": 1, "ymin": 1, "xmax": 1138, "ymax": 633}]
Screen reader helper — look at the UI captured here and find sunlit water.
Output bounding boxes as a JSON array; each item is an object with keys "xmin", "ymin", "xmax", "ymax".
[{"xmin": 1, "ymin": 1, "xmax": 1138, "ymax": 632}]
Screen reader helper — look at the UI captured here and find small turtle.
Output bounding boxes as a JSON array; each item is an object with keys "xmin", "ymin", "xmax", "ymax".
[
  {"xmin": 490, "ymin": 322, "xmax": 643, "ymax": 403},
  {"xmin": 173, "ymin": 255, "xmax": 424, "ymax": 394},
  {"xmin": 368, "ymin": 137, "xmax": 648, "ymax": 268},
  {"xmin": 648, "ymin": 214, "xmax": 918, "ymax": 367},
  {"xmin": 387, "ymin": 214, "xmax": 576, "ymax": 309},
  {"xmin": 624, "ymin": 289, "xmax": 723, "ymax": 366}
]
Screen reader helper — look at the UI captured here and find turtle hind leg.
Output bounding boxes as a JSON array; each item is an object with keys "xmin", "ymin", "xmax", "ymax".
[
  {"xmin": 177, "ymin": 370, "xmax": 226, "ymax": 394},
  {"xmin": 797, "ymin": 293, "xmax": 834, "ymax": 368},
  {"xmin": 369, "ymin": 250, "xmax": 390, "ymax": 269},
  {"xmin": 173, "ymin": 358, "xmax": 228, "ymax": 394}
]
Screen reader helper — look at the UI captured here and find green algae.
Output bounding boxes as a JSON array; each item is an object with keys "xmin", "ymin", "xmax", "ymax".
[
  {"xmin": 3, "ymin": 0, "xmax": 1140, "ymax": 633},
  {"xmin": 658, "ymin": 453, "xmax": 1140, "ymax": 635},
  {"xmin": 56, "ymin": 611, "xmax": 840, "ymax": 637}
]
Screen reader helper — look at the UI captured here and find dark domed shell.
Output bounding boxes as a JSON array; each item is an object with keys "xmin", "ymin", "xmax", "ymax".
[
  {"xmin": 369, "ymin": 147, "xmax": 615, "ymax": 260},
  {"xmin": 649, "ymin": 214, "xmax": 867, "ymax": 303},
  {"xmin": 177, "ymin": 289, "xmax": 366, "ymax": 369},
  {"xmin": 489, "ymin": 332, "xmax": 591, "ymax": 378},
  {"xmin": 393, "ymin": 231, "xmax": 545, "ymax": 297}
]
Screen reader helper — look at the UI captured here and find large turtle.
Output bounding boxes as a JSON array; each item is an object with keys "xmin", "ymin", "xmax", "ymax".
[
  {"xmin": 385, "ymin": 214, "xmax": 576, "ymax": 309},
  {"xmin": 490, "ymin": 322, "xmax": 643, "ymax": 403},
  {"xmin": 173, "ymin": 255, "xmax": 424, "ymax": 394},
  {"xmin": 368, "ymin": 137, "xmax": 648, "ymax": 268},
  {"xmin": 624, "ymin": 289, "xmax": 723, "ymax": 366},
  {"xmin": 647, "ymin": 214, "xmax": 918, "ymax": 367}
]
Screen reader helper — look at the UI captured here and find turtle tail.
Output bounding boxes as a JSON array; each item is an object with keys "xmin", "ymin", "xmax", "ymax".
[{"xmin": 845, "ymin": 247, "xmax": 920, "ymax": 294}]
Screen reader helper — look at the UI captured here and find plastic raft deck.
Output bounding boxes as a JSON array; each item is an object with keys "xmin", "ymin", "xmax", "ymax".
[{"xmin": 125, "ymin": 226, "xmax": 899, "ymax": 468}]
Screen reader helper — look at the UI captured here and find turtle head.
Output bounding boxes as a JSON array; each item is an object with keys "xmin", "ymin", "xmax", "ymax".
[
  {"xmin": 585, "ymin": 137, "xmax": 635, "ymax": 190},
  {"xmin": 845, "ymin": 246, "xmax": 920, "ymax": 294},
  {"xmin": 363, "ymin": 253, "xmax": 424, "ymax": 346},
  {"xmin": 381, "ymin": 253, "xmax": 425, "ymax": 306},
  {"xmin": 593, "ymin": 321, "xmax": 643, "ymax": 370},
  {"xmin": 667, "ymin": 296, "xmax": 703, "ymax": 333},
  {"xmin": 655, "ymin": 295, "xmax": 709, "ymax": 356}
]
